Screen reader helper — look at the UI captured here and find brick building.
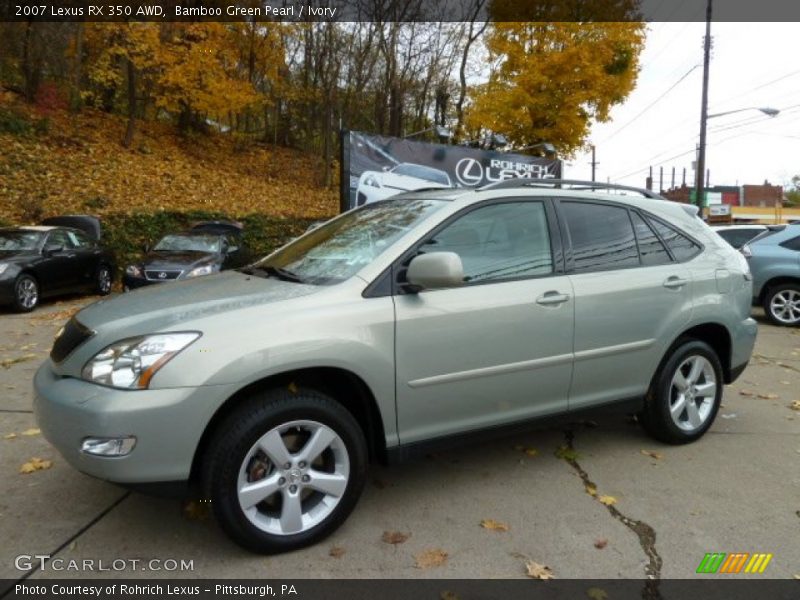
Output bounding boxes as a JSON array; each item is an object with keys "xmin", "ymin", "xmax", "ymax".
[{"xmin": 660, "ymin": 182, "xmax": 783, "ymax": 207}]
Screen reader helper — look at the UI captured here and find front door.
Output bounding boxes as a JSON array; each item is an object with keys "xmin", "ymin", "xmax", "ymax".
[{"xmin": 394, "ymin": 200, "xmax": 574, "ymax": 444}]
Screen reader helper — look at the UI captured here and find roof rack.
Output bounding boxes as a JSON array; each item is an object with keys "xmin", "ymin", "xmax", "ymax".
[{"xmin": 479, "ymin": 178, "xmax": 666, "ymax": 200}]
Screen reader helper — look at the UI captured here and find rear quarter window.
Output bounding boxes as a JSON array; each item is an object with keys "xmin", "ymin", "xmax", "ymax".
[
  {"xmin": 648, "ymin": 218, "xmax": 702, "ymax": 261},
  {"xmin": 779, "ymin": 235, "xmax": 800, "ymax": 251}
]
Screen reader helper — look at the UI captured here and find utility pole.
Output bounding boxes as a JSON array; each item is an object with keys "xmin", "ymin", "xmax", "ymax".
[
  {"xmin": 695, "ymin": 0, "xmax": 713, "ymax": 211},
  {"xmin": 590, "ymin": 145, "xmax": 598, "ymax": 182}
]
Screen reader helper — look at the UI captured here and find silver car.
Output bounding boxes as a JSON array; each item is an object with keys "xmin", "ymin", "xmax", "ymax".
[{"xmin": 34, "ymin": 180, "xmax": 757, "ymax": 553}]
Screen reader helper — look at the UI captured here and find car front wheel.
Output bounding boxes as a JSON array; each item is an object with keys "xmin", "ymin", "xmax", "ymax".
[
  {"xmin": 203, "ymin": 388, "xmax": 367, "ymax": 554},
  {"xmin": 13, "ymin": 274, "xmax": 39, "ymax": 312},
  {"xmin": 95, "ymin": 265, "xmax": 112, "ymax": 295},
  {"xmin": 763, "ymin": 283, "xmax": 800, "ymax": 327},
  {"xmin": 640, "ymin": 339, "xmax": 723, "ymax": 444}
]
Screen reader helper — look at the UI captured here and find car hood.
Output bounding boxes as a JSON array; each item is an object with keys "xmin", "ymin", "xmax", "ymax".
[
  {"xmin": 375, "ymin": 172, "xmax": 449, "ymax": 191},
  {"xmin": 75, "ymin": 271, "xmax": 320, "ymax": 332},
  {"xmin": 141, "ymin": 250, "xmax": 218, "ymax": 270}
]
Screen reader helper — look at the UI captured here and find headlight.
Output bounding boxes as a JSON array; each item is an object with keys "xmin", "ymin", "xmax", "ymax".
[
  {"xmin": 185, "ymin": 265, "xmax": 215, "ymax": 278},
  {"xmin": 364, "ymin": 174, "xmax": 380, "ymax": 188},
  {"xmin": 82, "ymin": 332, "xmax": 200, "ymax": 389},
  {"xmin": 0, "ymin": 263, "xmax": 8, "ymax": 275},
  {"xmin": 125, "ymin": 265, "xmax": 142, "ymax": 277}
]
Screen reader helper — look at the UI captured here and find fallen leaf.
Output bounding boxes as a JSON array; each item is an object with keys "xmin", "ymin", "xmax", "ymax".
[
  {"xmin": 793, "ymin": 574, "xmax": 800, "ymax": 580},
  {"xmin": 758, "ymin": 393, "xmax": 779, "ymax": 400},
  {"xmin": 525, "ymin": 559, "xmax": 554, "ymax": 580},
  {"xmin": 21, "ymin": 428, "xmax": 40, "ymax": 436},
  {"xmin": 480, "ymin": 519, "xmax": 509, "ymax": 532},
  {"xmin": 19, "ymin": 457, "xmax": 53, "ymax": 474},
  {"xmin": 414, "ymin": 549, "xmax": 448, "ymax": 569},
  {"xmin": 329, "ymin": 546, "xmax": 345, "ymax": 558},
  {"xmin": 640, "ymin": 449, "xmax": 663, "ymax": 460},
  {"xmin": 593, "ymin": 538, "xmax": 608, "ymax": 549},
  {"xmin": 780, "ymin": 380, "xmax": 791, "ymax": 385},
  {"xmin": 525, "ymin": 448, "xmax": 539, "ymax": 457},
  {"xmin": 587, "ymin": 588, "xmax": 608, "ymax": 600},
  {"xmin": 598, "ymin": 495, "xmax": 617, "ymax": 506},
  {"xmin": 789, "ymin": 401, "xmax": 800, "ymax": 412},
  {"xmin": 4, "ymin": 433, "xmax": 17, "ymax": 440},
  {"xmin": 182, "ymin": 500, "xmax": 210, "ymax": 521},
  {"xmin": 287, "ymin": 381, "xmax": 298, "ymax": 394},
  {"xmin": 381, "ymin": 530, "xmax": 410, "ymax": 545},
  {"xmin": 554, "ymin": 445, "xmax": 580, "ymax": 461},
  {"xmin": 738, "ymin": 390, "xmax": 755, "ymax": 397},
  {"xmin": 585, "ymin": 483, "xmax": 597, "ymax": 496},
  {"xmin": 1, "ymin": 354, "xmax": 38, "ymax": 369},
  {"xmin": 440, "ymin": 592, "xmax": 459, "ymax": 600}
]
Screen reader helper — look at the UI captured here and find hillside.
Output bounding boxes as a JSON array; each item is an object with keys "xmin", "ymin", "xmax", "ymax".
[{"xmin": 0, "ymin": 90, "xmax": 339, "ymax": 225}]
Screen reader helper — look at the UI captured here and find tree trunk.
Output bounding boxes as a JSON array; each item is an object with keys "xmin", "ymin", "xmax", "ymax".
[{"xmin": 122, "ymin": 57, "xmax": 136, "ymax": 148}]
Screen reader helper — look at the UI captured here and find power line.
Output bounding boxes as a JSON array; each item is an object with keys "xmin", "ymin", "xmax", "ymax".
[{"xmin": 597, "ymin": 64, "xmax": 700, "ymax": 145}]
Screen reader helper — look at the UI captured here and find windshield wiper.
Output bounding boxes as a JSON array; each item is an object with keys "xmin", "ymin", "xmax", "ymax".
[{"xmin": 240, "ymin": 265, "xmax": 305, "ymax": 283}]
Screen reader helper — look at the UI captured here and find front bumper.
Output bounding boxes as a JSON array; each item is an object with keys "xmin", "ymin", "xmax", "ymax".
[
  {"xmin": 33, "ymin": 362, "xmax": 236, "ymax": 484},
  {"xmin": 122, "ymin": 274, "xmax": 160, "ymax": 290}
]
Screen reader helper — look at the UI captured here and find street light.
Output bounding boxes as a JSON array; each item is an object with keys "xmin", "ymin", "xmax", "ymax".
[
  {"xmin": 707, "ymin": 106, "xmax": 780, "ymax": 119},
  {"xmin": 696, "ymin": 105, "xmax": 780, "ymax": 209}
]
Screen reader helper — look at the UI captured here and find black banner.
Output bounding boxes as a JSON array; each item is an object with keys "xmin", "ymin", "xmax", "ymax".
[
  {"xmin": 341, "ymin": 130, "xmax": 561, "ymax": 212},
  {"xmin": 3, "ymin": 579, "xmax": 800, "ymax": 600},
  {"xmin": 3, "ymin": 0, "xmax": 800, "ymax": 22}
]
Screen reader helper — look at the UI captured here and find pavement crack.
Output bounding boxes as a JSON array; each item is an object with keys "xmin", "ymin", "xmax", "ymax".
[{"xmin": 560, "ymin": 429, "xmax": 663, "ymax": 599}]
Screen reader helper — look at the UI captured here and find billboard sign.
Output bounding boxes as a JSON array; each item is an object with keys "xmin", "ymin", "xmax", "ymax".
[{"xmin": 340, "ymin": 130, "xmax": 562, "ymax": 212}]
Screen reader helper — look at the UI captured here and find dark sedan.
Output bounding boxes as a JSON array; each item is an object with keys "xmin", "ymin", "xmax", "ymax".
[
  {"xmin": 0, "ymin": 225, "xmax": 115, "ymax": 312},
  {"xmin": 123, "ymin": 224, "xmax": 249, "ymax": 290}
]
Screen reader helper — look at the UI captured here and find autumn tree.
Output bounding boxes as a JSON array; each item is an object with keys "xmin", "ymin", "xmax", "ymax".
[{"xmin": 466, "ymin": 19, "xmax": 645, "ymax": 155}]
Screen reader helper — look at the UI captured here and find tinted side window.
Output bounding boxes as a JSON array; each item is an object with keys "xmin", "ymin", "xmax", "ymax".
[
  {"xmin": 631, "ymin": 212, "xmax": 672, "ymax": 265},
  {"xmin": 717, "ymin": 229, "xmax": 760, "ymax": 249},
  {"xmin": 427, "ymin": 202, "xmax": 553, "ymax": 283},
  {"xmin": 648, "ymin": 218, "xmax": 702, "ymax": 261},
  {"xmin": 67, "ymin": 230, "xmax": 94, "ymax": 249},
  {"xmin": 779, "ymin": 235, "xmax": 800, "ymax": 251},
  {"xmin": 562, "ymin": 202, "xmax": 639, "ymax": 271},
  {"xmin": 46, "ymin": 230, "xmax": 73, "ymax": 249}
]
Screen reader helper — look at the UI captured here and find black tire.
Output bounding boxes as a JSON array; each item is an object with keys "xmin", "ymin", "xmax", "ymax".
[
  {"xmin": 95, "ymin": 264, "xmax": 113, "ymax": 295},
  {"xmin": 762, "ymin": 283, "xmax": 800, "ymax": 327},
  {"xmin": 639, "ymin": 339, "xmax": 723, "ymax": 445},
  {"xmin": 12, "ymin": 274, "xmax": 39, "ymax": 312},
  {"xmin": 202, "ymin": 387, "xmax": 368, "ymax": 554}
]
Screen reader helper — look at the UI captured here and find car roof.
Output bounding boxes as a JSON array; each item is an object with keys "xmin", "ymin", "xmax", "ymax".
[{"xmin": 711, "ymin": 224, "xmax": 767, "ymax": 231}]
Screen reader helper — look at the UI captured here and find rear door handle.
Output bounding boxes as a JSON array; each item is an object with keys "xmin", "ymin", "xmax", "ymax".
[
  {"xmin": 663, "ymin": 276, "xmax": 689, "ymax": 289},
  {"xmin": 536, "ymin": 291, "xmax": 570, "ymax": 306}
]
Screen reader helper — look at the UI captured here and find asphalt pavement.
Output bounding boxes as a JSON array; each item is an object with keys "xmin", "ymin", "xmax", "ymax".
[{"xmin": 1, "ymin": 297, "xmax": 797, "ymax": 581}]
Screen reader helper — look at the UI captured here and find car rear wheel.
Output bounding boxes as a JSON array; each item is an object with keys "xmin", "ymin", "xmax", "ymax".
[
  {"xmin": 640, "ymin": 339, "xmax": 723, "ymax": 444},
  {"xmin": 763, "ymin": 284, "xmax": 800, "ymax": 327},
  {"xmin": 13, "ymin": 274, "xmax": 39, "ymax": 312},
  {"xmin": 203, "ymin": 387, "xmax": 367, "ymax": 554},
  {"xmin": 95, "ymin": 264, "xmax": 112, "ymax": 295}
]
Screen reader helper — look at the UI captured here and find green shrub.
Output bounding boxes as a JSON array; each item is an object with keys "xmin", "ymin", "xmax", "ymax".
[
  {"xmin": 0, "ymin": 107, "xmax": 33, "ymax": 135},
  {"xmin": 99, "ymin": 211, "xmax": 325, "ymax": 275}
]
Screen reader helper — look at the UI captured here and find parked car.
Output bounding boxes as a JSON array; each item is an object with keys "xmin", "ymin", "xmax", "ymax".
[
  {"xmin": 711, "ymin": 224, "xmax": 767, "ymax": 249},
  {"xmin": 356, "ymin": 162, "xmax": 452, "ymax": 206},
  {"xmin": 742, "ymin": 223, "xmax": 800, "ymax": 326},
  {"xmin": 0, "ymin": 216, "xmax": 114, "ymax": 312},
  {"xmin": 35, "ymin": 180, "xmax": 756, "ymax": 554},
  {"xmin": 123, "ymin": 221, "xmax": 249, "ymax": 290}
]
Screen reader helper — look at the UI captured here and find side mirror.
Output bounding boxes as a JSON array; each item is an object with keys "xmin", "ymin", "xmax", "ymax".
[
  {"xmin": 43, "ymin": 244, "xmax": 63, "ymax": 256},
  {"xmin": 406, "ymin": 252, "xmax": 464, "ymax": 291}
]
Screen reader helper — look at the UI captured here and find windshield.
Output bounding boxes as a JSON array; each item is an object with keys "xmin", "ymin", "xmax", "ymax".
[
  {"xmin": 250, "ymin": 197, "xmax": 447, "ymax": 284},
  {"xmin": 0, "ymin": 231, "xmax": 42, "ymax": 251},
  {"xmin": 154, "ymin": 234, "xmax": 221, "ymax": 253},
  {"xmin": 392, "ymin": 164, "xmax": 450, "ymax": 186}
]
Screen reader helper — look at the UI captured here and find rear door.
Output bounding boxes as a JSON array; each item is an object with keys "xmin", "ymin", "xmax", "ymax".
[
  {"xmin": 37, "ymin": 229, "xmax": 81, "ymax": 293},
  {"xmin": 559, "ymin": 200, "xmax": 694, "ymax": 410},
  {"xmin": 65, "ymin": 229, "xmax": 102, "ymax": 288},
  {"xmin": 394, "ymin": 199, "xmax": 574, "ymax": 444}
]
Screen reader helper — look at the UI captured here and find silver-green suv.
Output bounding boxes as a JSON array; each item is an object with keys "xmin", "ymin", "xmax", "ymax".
[{"xmin": 34, "ymin": 180, "xmax": 757, "ymax": 553}]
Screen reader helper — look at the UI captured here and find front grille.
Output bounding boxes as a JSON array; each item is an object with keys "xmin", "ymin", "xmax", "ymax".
[
  {"xmin": 145, "ymin": 269, "xmax": 182, "ymax": 281},
  {"xmin": 50, "ymin": 318, "xmax": 94, "ymax": 363}
]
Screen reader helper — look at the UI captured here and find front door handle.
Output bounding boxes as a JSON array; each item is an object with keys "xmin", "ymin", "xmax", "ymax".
[
  {"xmin": 663, "ymin": 276, "xmax": 689, "ymax": 289},
  {"xmin": 536, "ymin": 291, "xmax": 570, "ymax": 306}
]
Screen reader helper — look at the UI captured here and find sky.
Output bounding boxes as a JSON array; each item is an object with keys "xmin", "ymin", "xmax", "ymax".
[{"xmin": 564, "ymin": 22, "xmax": 800, "ymax": 191}]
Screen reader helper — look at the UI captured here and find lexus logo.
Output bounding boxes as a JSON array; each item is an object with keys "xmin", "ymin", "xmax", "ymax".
[
  {"xmin": 454, "ymin": 158, "xmax": 484, "ymax": 187},
  {"xmin": 158, "ymin": 272, "xmax": 167, "ymax": 279}
]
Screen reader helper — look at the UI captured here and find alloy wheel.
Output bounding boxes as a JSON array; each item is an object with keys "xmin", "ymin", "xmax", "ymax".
[
  {"xmin": 769, "ymin": 289, "xmax": 800, "ymax": 325},
  {"xmin": 237, "ymin": 420, "xmax": 350, "ymax": 536},
  {"xmin": 98, "ymin": 267, "xmax": 112, "ymax": 293},
  {"xmin": 669, "ymin": 355, "xmax": 716, "ymax": 432},
  {"xmin": 16, "ymin": 278, "xmax": 38, "ymax": 309}
]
